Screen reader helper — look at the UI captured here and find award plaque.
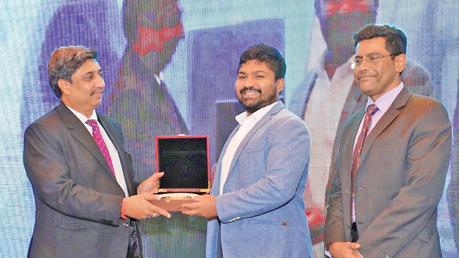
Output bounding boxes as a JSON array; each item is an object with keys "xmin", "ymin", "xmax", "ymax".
[{"xmin": 151, "ymin": 135, "xmax": 211, "ymax": 211}]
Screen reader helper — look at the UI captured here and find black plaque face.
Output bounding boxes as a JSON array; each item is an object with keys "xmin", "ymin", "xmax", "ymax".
[{"xmin": 157, "ymin": 137, "xmax": 209, "ymax": 189}]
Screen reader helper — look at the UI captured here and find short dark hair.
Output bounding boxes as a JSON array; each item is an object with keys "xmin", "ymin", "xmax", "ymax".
[
  {"xmin": 353, "ymin": 24, "xmax": 407, "ymax": 55},
  {"xmin": 48, "ymin": 46, "xmax": 97, "ymax": 98},
  {"xmin": 238, "ymin": 43, "xmax": 286, "ymax": 80}
]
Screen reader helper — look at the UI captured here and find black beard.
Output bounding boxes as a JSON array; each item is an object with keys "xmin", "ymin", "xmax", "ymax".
[
  {"xmin": 239, "ymin": 93, "xmax": 278, "ymax": 114},
  {"xmin": 242, "ymin": 102, "xmax": 264, "ymax": 113}
]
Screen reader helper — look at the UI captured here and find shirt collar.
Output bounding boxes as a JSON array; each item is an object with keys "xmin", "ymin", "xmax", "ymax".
[
  {"xmin": 367, "ymin": 82, "xmax": 404, "ymax": 113},
  {"xmin": 235, "ymin": 101, "xmax": 279, "ymax": 126},
  {"xmin": 65, "ymin": 104, "xmax": 98, "ymax": 124}
]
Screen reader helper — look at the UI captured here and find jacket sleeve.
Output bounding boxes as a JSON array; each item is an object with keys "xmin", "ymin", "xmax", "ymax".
[
  {"xmin": 358, "ymin": 102, "xmax": 452, "ymax": 257},
  {"xmin": 23, "ymin": 122, "xmax": 124, "ymax": 226},
  {"xmin": 324, "ymin": 153, "xmax": 347, "ymax": 246},
  {"xmin": 215, "ymin": 116, "xmax": 311, "ymax": 223}
]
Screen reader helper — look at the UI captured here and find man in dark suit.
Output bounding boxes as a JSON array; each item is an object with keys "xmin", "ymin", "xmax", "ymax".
[
  {"xmin": 325, "ymin": 24, "xmax": 451, "ymax": 257},
  {"xmin": 288, "ymin": 2, "xmax": 434, "ymax": 254},
  {"xmin": 23, "ymin": 46, "xmax": 170, "ymax": 258}
]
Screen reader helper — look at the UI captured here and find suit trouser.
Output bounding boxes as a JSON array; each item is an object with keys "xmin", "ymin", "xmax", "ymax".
[
  {"xmin": 127, "ymin": 220, "xmax": 142, "ymax": 258},
  {"xmin": 351, "ymin": 222, "xmax": 359, "ymax": 242}
]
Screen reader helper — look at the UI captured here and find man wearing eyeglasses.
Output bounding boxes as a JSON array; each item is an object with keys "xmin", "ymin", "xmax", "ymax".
[
  {"xmin": 324, "ymin": 24, "xmax": 451, "ymax": 258},
  {"xmin": 288, "ymin": 1, "xmax": 435, "ymax": 256}
]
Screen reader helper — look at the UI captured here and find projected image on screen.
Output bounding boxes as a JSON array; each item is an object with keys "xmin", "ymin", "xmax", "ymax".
[{"xmin": 156, "ymin": 137, "xmax": 209, "ymax": 190}]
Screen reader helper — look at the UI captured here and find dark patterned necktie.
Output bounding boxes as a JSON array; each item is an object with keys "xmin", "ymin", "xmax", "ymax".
[
  {"xmin": 350, "ymin": 104, "xmax": 378, "ymax": 241},
  {"xmin": 86, "ymin": 119, "xmax": 115, "ymax": 176}
]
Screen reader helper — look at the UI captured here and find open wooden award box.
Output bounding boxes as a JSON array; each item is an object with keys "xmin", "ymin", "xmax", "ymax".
[{"xmin": 151, "ymin": 135, "xmax": 211, "ymax": 211}]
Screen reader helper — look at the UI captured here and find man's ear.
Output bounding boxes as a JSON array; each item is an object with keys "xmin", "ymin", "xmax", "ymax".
[
  {"xmin": 394, "ymin": 53, "xmax": 406, "ymax": 74},
  {"xmin": 276, "ymin": 78, "xmax": 285, "ymax": 94},
  {"xmin": 57, "ymin": 79, "xmax": 71, "ymax": 96}
]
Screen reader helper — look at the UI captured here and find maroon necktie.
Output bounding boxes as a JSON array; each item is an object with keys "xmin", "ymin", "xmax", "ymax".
[
  {"xmin": 350, "ymin": 104, "xmax": 378, "ymax": 240},
  {"xmin": 86, "ymin": 119, "xmax": 115, "ymax": 176}
]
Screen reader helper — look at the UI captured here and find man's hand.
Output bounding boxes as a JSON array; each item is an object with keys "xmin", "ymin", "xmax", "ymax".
[
  {"xmin": 137, "ymin": 172, "xmax": 164, "ymax": 194},
  {"xmin": 124, "ymin": 193, "xmax": 171, "ymax": 219},
  {"xmin": 181, "ymin": 194, "xmax": 217, "ymax": 219},
  {"xmin": 328, "ymin": 241, "xmax": 361, "ymax": 258}
]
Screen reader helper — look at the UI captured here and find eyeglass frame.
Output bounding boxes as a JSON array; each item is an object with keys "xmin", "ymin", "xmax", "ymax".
[{"xmin": 351, "ymin": 53, "xmax": 399, "ymax": 69}]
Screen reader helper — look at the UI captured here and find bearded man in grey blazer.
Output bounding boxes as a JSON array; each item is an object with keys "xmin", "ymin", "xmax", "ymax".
[
  {"xmin": 181, "ymin": 43, "xmax": 313, "ymax": 258},
  {"xmin": 23, "ymin": 46, "xmax": 170, "ymax": 258},
  {"xmin": 325, "ymin": 24, "xmax": 452, "ymax": 258}
]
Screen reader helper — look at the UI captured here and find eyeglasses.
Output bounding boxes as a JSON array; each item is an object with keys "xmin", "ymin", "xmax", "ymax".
[{"xmin": 351, "ymin": 54, "xmax": 395, "ymax": 69}]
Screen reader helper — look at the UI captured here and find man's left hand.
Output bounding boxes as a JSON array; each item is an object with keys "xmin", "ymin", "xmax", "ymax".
[
  {"xmin": 137, "ymin": 172, "xmax": 164, "ymax": 194},
  {"xmin": 181, "ymin": 194, "xmax": 217, "ymax": 219}
]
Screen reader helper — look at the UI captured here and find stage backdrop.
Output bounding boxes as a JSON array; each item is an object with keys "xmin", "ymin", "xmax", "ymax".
[{"xmin": 1, "ymin": 0, "xmax": 458, "ymax": 257}]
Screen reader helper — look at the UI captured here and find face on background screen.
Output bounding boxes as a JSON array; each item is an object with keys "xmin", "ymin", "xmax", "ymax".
[
  {"xmin": 131, "ymin": 0, "xmax": 184, "ymax": 72},
  {"xmin": 316, "ymin": 0, "xmax": 377, "ymax": 62},
  {"xmin": 235, "ymin": 60, "xmax": 284, "ymax": 114}
]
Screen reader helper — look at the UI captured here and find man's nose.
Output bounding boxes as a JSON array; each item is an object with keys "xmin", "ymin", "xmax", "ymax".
[
  {"xmin": 242, "ymin": 76, "xmax": 256, "ymax": 87},
  {"xmin": 96, "ymin": 75, "xmax": 105, "ymax": 88},
  {"xmin": 355, "ymin": 60, "xmax": 371, "ymax": 73}
]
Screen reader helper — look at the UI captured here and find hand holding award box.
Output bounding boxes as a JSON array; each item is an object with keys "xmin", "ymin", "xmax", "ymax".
[{"xmin": 151, "ymin": 135, "xmax": 211, "ymax": 211}]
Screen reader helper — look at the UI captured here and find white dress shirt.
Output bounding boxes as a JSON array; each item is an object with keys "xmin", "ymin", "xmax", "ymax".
[
  {"xmin": 66, "ymin": 105, "xmax": 129, "ymax": 197},
  {"xmin": 219, "ymin": 101, "xmax": 278, "ymax": 195}
]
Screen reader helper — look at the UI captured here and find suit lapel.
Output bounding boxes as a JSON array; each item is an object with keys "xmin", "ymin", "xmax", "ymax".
[
  {"xmin": 211, "ymin": 125, "xmax": 240, "ymax": 195},
  {"xmin": 57, "ymin": 103, "xmax": 119, "ymax": 181},
  {"xmin": 223, "ymin": 102, "xmax": 284, "ymax": 191},
  {"xmin": 98, "ymin": 115, "xmax": 135, "ymax": 195},
  {"xmin": 357, "ymin": 88, "xmax": 411, "ymax": 174},
  {"xmin": 342, "ymin": 109, "xmax": 365, "ymax": 179}
]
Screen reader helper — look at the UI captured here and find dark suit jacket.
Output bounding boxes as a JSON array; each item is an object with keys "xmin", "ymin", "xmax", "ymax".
[
  {"xmin": 23, "ymin": 102, "xmax": 138, "ymax": 258},
  {"xmin": 325, "ymin": 88, "xmax": 452, "ymax": 258}
]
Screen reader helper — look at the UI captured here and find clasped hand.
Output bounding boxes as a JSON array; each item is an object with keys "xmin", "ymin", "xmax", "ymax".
[
  {"xmin": 181, "ymin": 194, "xmax": 218, "ymax": 219},
  {"xmin": 124, "ymin": 172, "xmax": 170, "ymax": 219},
  {"xmin": 328, "ymin": 242, "xmax": 362, "ymax": 258}
]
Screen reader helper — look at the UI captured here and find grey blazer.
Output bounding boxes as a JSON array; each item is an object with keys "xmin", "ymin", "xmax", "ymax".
[
  {"xmin": 325, "ymin": 88, "xmax": 452, "ymax": 258},
  {"xmin": 23, "ymin": 102, "xmax": 137, "ymax": 258},
  {"xmin": 206, "ymin": 102, "xmax": 314, "ymax": 258}
]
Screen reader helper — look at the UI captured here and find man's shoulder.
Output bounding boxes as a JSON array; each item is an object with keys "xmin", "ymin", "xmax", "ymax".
[
  {"xmin": 274, "ymin": 106, "xmax": 306, "ymax": 122},
  {"xmin": 28, "ymin": 106, "xmax": 61, "ymax": 128},
  {"xmin": 406, "ymin": 93, "xmax": 445, "ymax": 112},
  {"xmin": 270, "ymin": 107, "xmax": 310, "ymax": 133},
  {"xmin": 403, "ymin": 93, "xmax": 450, "ymax": 125},
  {"xmin": 24, "ymin": 107, "xmax": 66, "ymax": 141}
]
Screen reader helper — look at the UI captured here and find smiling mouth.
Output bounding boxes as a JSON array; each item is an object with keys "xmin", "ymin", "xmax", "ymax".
[
  {"xmin": 240, "ymin": 87, "xmax": 261, "ymax": 96},
  {"xmin": 242, "ymin": 90, "xmax": 260, "ymax": 96}
]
